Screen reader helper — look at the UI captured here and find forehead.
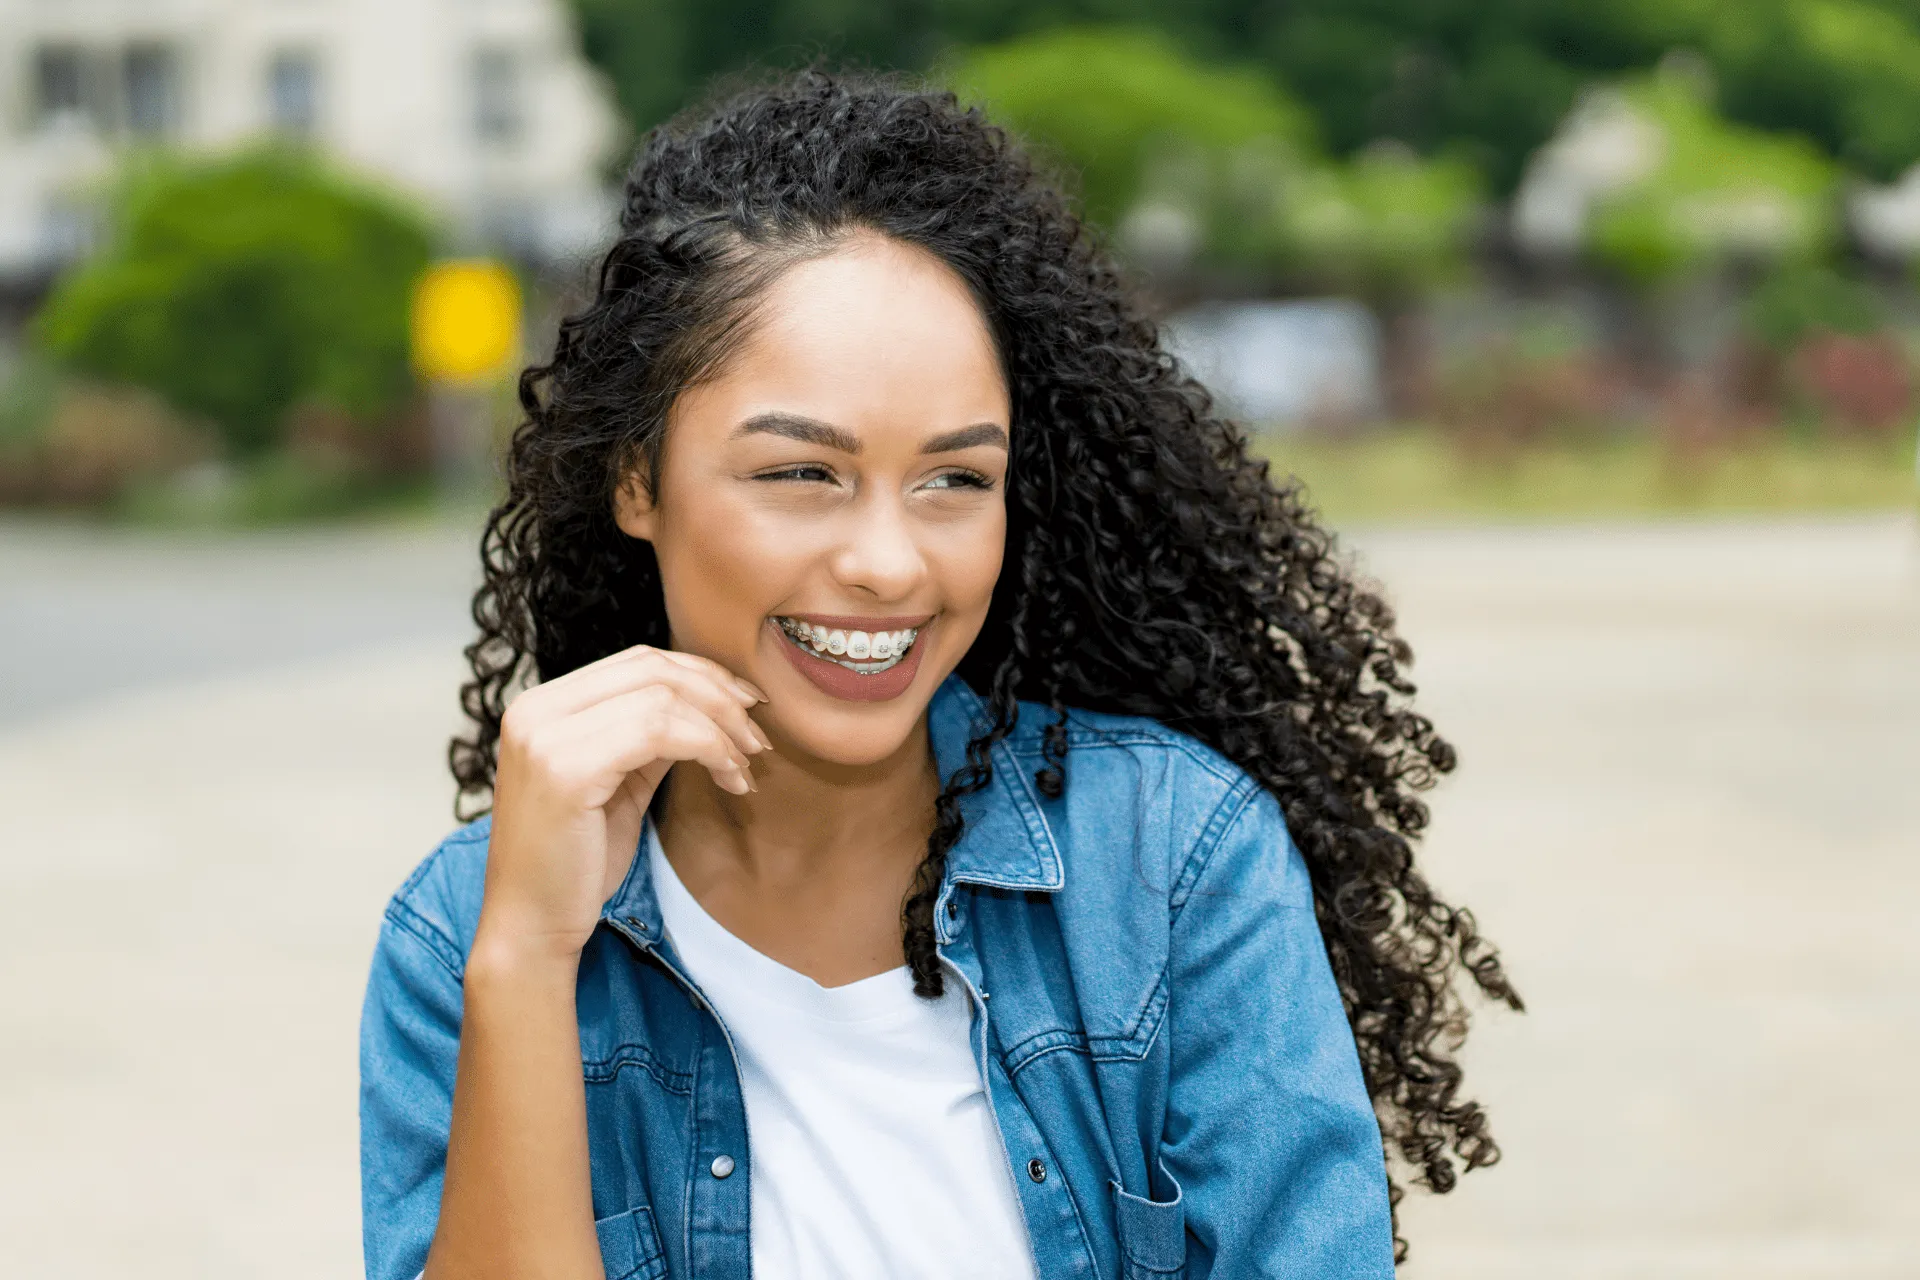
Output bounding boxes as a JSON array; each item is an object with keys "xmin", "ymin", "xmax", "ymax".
[{"xmin": 674, "ymin": 235, "xmax": 1009, "ymax": 439}]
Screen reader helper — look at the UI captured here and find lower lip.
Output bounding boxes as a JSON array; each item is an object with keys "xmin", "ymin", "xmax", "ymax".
[{"xmin": 770, "ymin": 620, "xmax": 930, "ymax": 703}]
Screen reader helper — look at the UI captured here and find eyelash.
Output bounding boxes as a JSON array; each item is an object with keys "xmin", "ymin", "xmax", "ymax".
[
  {"xmin": 752, "ymin": 466, "xmax": 994, "ymax": 491},
  {"xmin": 925, "ymin": 469, "xmax": 992, "ymax": 491},
  {"xmin": 757, "ymin": 464, "xmax": 835, "ymax": 484}
]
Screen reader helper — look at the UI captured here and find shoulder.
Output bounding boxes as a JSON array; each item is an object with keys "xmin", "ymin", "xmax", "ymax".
[
  {"xmin": 1004, "ymin": 700, "xmax": 1274, "ymax": 901},
  {"xmin": 379, "ymin": 815, "xmax": 493, "ymax": 981}
]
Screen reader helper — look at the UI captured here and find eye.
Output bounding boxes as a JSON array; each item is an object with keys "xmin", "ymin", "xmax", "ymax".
[
  {"xmin": 755, "ymin": 463, "xmax": 837, "ymax": 484},
  {"xmin": 922, "ymin": 469, "xmax": 993, "ymax": 492}
]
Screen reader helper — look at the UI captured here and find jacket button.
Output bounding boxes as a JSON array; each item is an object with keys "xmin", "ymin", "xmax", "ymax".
[
  {"xmin": 946, "ymin": 900, "xmax": 959, "ymax": 919},
  {"xmin": 710, "ymin": 1154, "xmax": 735, "ymax": 1179},
  {"xmin": 1026, "ymin": 1158, "xmax": 1047, "ymax": 1184}
]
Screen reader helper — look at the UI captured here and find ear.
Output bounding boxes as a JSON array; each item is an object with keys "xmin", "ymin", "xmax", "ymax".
[{"xmin": 612, "ymin": 471, "xmax": 659, "ymax": 541}]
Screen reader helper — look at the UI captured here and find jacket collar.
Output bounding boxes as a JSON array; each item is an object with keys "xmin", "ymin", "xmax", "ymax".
[
  {"xmin": 602, "ymin": 673, "xmax": 1064, "ymax": 934},
  {"xmin": 926, "ymin": 673, "xmax": 1065, "ymax": 894}
]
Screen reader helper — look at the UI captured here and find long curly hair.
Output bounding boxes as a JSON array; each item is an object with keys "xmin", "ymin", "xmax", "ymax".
[{"xmin": 450, "ymin": 70, "xmax": 1521, "ymax": 1257}]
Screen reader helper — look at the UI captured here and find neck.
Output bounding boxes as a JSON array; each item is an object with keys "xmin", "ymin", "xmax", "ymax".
[{"xmin": 656, "ymin": 710, "xmax": 942, "ymax": 893}]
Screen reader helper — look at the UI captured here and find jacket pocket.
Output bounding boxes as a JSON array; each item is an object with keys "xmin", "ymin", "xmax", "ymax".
[
  {"xmin": 594, "ymin": 1205, "xmax": 667, "ymax": 1280},
  {"xmin": 1111, "ymin": 1180, "xmax": 1186, "ymax": 1279}
]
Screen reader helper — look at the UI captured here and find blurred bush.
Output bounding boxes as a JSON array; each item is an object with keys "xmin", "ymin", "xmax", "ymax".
[
  {"xmin": 1742, "ymin": 261, "xmax": 1885, "ymax": 350},
  {"xmin": 567, "ymin": 0, "xmax": 1920, "ymax": 198},
  {"xmin": 1587, "ymin": 65, "xmax": 1840, "ymax": 284},
  {"xmin": 34, "ymin": 149, "xmax": 434, "ymax": 459},
  {"xmin": 949, "ymin": 28, "xmax": 1483, "ymax": 299},
  {"xmin": 947, "ymin": 27, "xmax": 1314, "ymax": 229},
  {"xmin": 0, "ymin": 367, "xmax": 214, "ymax": 505}
]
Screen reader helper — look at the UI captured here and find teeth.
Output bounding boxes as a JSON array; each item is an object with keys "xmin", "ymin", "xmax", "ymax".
[{"xmin": 773, "ymin": 618, "xmax": 922, "ymax": 674}]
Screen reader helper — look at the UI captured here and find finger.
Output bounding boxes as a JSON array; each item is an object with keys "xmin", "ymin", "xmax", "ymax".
[
  {"xmin": 653, "ymin": 648, "xmax": 769, "ymax": 704},
  {"xmin": 590, "ymin": 657, "xmax": 773, "ymax": 759},
  {"xmin": 563, "ymin": 643, "xmax": 765, "ymax": 705},
  {"xmin": 513, "ymin": 648, "xmax": 770, "ymax": 757},
  {"xmin": 512, "ymin": 646, "xmax": 743, "ymax": 719},
  {"xmin": 564, "ymin": 687, "xmax": 756, "ymax": 796}
]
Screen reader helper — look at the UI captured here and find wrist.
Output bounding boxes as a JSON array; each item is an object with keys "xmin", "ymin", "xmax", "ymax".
[{"xmin": 467, "ymin": 916, "xmax": 587, "ymax": 987}]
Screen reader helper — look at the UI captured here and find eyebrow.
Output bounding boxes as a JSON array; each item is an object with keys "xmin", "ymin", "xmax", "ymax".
[
  {"xmin": 733, "ymin": 413, "xmax": 1009, "ymax": 455},
  {"xmin": 920, "ymin": 423, "xmax": 1009, "ymax": 454},
  {"xmin": 733, "ymin": 413, "xmax": 861, "ymax": 453}
]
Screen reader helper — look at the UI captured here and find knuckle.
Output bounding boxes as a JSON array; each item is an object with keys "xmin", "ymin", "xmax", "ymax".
[{"xmin": 499, "ymin": 697, "xmax": 538, "ymax": 745}]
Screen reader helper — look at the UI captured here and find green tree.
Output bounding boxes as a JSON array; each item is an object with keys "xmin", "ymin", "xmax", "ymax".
[
  {"xmin": 1586, "ymin": 69, "xmax": 1840, "ymax": 284},
  {"xmin": 35, "ymin": 150, "xmax": 434, "ymax": 456},
  {"xmin": 948, "ymin": 27, "xmax": 1314, "ymax": 228},
  {"xmin": 568, "ymin": 0, "xmax": 1920, "ymax": 198},
  {"xmin": 949, "ymin": 29, "xmax": 1482, "ymax": 297}
]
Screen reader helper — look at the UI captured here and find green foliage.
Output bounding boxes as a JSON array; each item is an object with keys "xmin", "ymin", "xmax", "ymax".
[
  {"xmin": 0, "ymin": 351, "xmax": 63, "ymax": 452},
  {"xmin": 945, "ymin": 28, "xmax": 1482, "ymax": 294},
  {"xmin": 1276, "ymin": 145, "xmax": 1485, "ymax": 297},
  {"xmin": 1587, "ymin": 69, "xmax": 1839, "ymax": 283},
  {"xmin": 1696, "ymin": 0, "xmax": 1920, "ymax": 182},
  {"xmin": 1743, "ymin": 262, "xmax": 1887, "ymax": 349},
  {"xmin": 947, "ymin": 27, "xmax": 1314, "ymax": 227},
  {"xmin": 568, "ymin": 0, "xmax": 1920, "ymax": 206},
  {"xmin": 35, "ymin": 149, "xmax": 434, "ymax": 457}
]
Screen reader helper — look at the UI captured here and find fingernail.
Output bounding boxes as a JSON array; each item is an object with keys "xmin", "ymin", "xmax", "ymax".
[
  {"xmin": 735, "ymin": 678, "xmax": 769, "ymax": 704},
  {"xmin": 751, "ymin": 725, "xmax": 774, "ymax": 752}
]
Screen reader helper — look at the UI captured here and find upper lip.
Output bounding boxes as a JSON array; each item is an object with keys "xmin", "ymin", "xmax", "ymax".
[{"xmin": 773, "ymin": 613, "xmax": 933, "ymax": 631}]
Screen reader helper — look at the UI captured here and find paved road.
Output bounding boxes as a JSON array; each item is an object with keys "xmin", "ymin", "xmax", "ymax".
[
  {"xmin": 0, "ymin": 516, "xmax": 479, "ymax": 726},
  {"xmin": 1, "ymin": 514, "xmax": 1915, "ymax": 1279}
]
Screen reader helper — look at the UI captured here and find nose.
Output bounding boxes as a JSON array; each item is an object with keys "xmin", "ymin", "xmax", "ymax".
[{"xmin": 828, "ymin": 491, "xmax": 927, "ymax": 601}]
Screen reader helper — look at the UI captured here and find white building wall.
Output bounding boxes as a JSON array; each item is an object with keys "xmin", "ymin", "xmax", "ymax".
[{"xmin": 0, "ymin": 0, "xmax": 623, "ymax": 279}]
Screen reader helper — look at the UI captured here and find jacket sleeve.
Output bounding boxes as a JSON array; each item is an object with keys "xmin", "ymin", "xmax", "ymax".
[
  {"xmin": 359, "ymin": 897, "xmax": 466, "ymax": 1280},
  {"xmin": 1162, "ymin": 783, "xmax": 1396, "ymax": 1277}
]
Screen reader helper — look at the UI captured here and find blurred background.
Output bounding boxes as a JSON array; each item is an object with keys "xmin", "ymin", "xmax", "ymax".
[{"xmin": 0, "ymin": 2, "xmax": 1914, "ymax": 1277}]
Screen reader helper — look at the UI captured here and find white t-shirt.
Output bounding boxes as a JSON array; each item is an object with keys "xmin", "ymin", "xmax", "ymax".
[{"xmin": 648, "ymin": 825, "xmax": 1039, "ymax": 1280}]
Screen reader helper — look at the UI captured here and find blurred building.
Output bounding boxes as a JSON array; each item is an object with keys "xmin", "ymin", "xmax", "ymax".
[
  {"xmin": 0, "ymin": 0, "xmax": 620, "ymax": 287},
  {"xmin": 1163, "ymin": 300, "xmax": 1386, "ymax": 429}
]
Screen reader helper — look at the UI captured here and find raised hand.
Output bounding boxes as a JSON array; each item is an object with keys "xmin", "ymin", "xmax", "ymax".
[{"xmin": 477, "ymin": 645, "xmax": 773, "ymax": 962}]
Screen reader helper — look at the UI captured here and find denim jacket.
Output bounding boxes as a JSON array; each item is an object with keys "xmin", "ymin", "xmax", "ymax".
[{"xmin": 360, "ymin": 674, "xmax": 1396, "ymax": 1280}]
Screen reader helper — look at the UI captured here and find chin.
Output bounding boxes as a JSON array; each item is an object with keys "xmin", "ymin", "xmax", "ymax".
[{"xmin": 751, "ymin": 616, "xmax": 967, "ymax": 767}]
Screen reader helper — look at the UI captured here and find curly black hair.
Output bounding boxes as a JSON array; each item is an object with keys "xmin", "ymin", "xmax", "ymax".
[{"xmin": 450, "ymin": 70, "xmax": 1522, "ymax": 1259}]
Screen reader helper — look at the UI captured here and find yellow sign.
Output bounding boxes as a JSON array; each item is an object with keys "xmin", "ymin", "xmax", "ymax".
[{"xmin": 410, "ymin": 259, "xmax": 522, "ymax": 384}]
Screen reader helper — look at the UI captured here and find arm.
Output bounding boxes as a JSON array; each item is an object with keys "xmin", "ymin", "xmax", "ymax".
[
  {"xmin": 359, "ymin": 647, "xmax": 770, "ymax": 1280},
  {"xmin": 359, "ymin": 893, "xmax": 603, "ymax": 1280},
  {"xmin": 1162, "ymin": 785, "xmax": 1396, "ymax": 1278},
  {"xmin": 425, "ymin": 936, "xmax": 601, "ymax": 1279}
]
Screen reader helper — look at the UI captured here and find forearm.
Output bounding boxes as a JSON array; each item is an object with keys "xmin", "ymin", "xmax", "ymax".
[{"xmin": 424, "ymin": 929, "xmax": 601, "ymax": 1280}]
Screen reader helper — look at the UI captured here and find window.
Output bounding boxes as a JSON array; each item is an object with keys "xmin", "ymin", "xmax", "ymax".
[
  {"xmin": 268, "ymin": 50, "xmax": 319, "ymax": 135},
  {"xmin": 472, "ymin": 48, "xmax": 521, "ymax": 145},
  {"xmin": 124, "ymin": 43, "xmax": 180, "ymax": 137},
  {"xmin": 34, "ymin": 45, "xmax": 89, "ymax": 126}
]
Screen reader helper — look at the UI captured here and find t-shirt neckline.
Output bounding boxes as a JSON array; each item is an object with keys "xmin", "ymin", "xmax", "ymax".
[{"xmin": 645, "ymin": 821, "xmax": 921, "ymax": 1025}]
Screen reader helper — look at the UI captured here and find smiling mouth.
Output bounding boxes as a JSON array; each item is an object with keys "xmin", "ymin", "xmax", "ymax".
[{"xmin": 772, "ymin": 616, "xmax": 923, "ymax": 675}]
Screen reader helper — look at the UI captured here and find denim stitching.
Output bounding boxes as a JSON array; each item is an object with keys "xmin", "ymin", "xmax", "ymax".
[
  {"xmin": 1169, "ymin": 778, "xmax": 1261, "ymax": 921},
  {"xmin": 383, "ymin": 897, "xmax": 466, "ymax": 984},
  {"xmin": 582, "ymin": 1045, "xmax": 694, "ymax": 1096}
]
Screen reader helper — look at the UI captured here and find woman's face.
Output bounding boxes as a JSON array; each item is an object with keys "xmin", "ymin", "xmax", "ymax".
[{"xmin": 615, "ymin": 233, "xmax": 1011, "ymax": 768}]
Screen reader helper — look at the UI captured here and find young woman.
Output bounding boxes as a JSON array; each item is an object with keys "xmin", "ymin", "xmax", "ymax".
[{"xmin": 360, "ymin": 73, "xmax": 1521, "ymax": 1280}]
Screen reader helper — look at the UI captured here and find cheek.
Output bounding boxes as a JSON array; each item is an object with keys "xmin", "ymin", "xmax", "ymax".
[
  {"xmin": 931, "ymin": 507, "xmax": 1006, "ymax": 620},
  {"xmin": 655, "ymin": 493, "xmax": 814, "ymax": 643}
]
